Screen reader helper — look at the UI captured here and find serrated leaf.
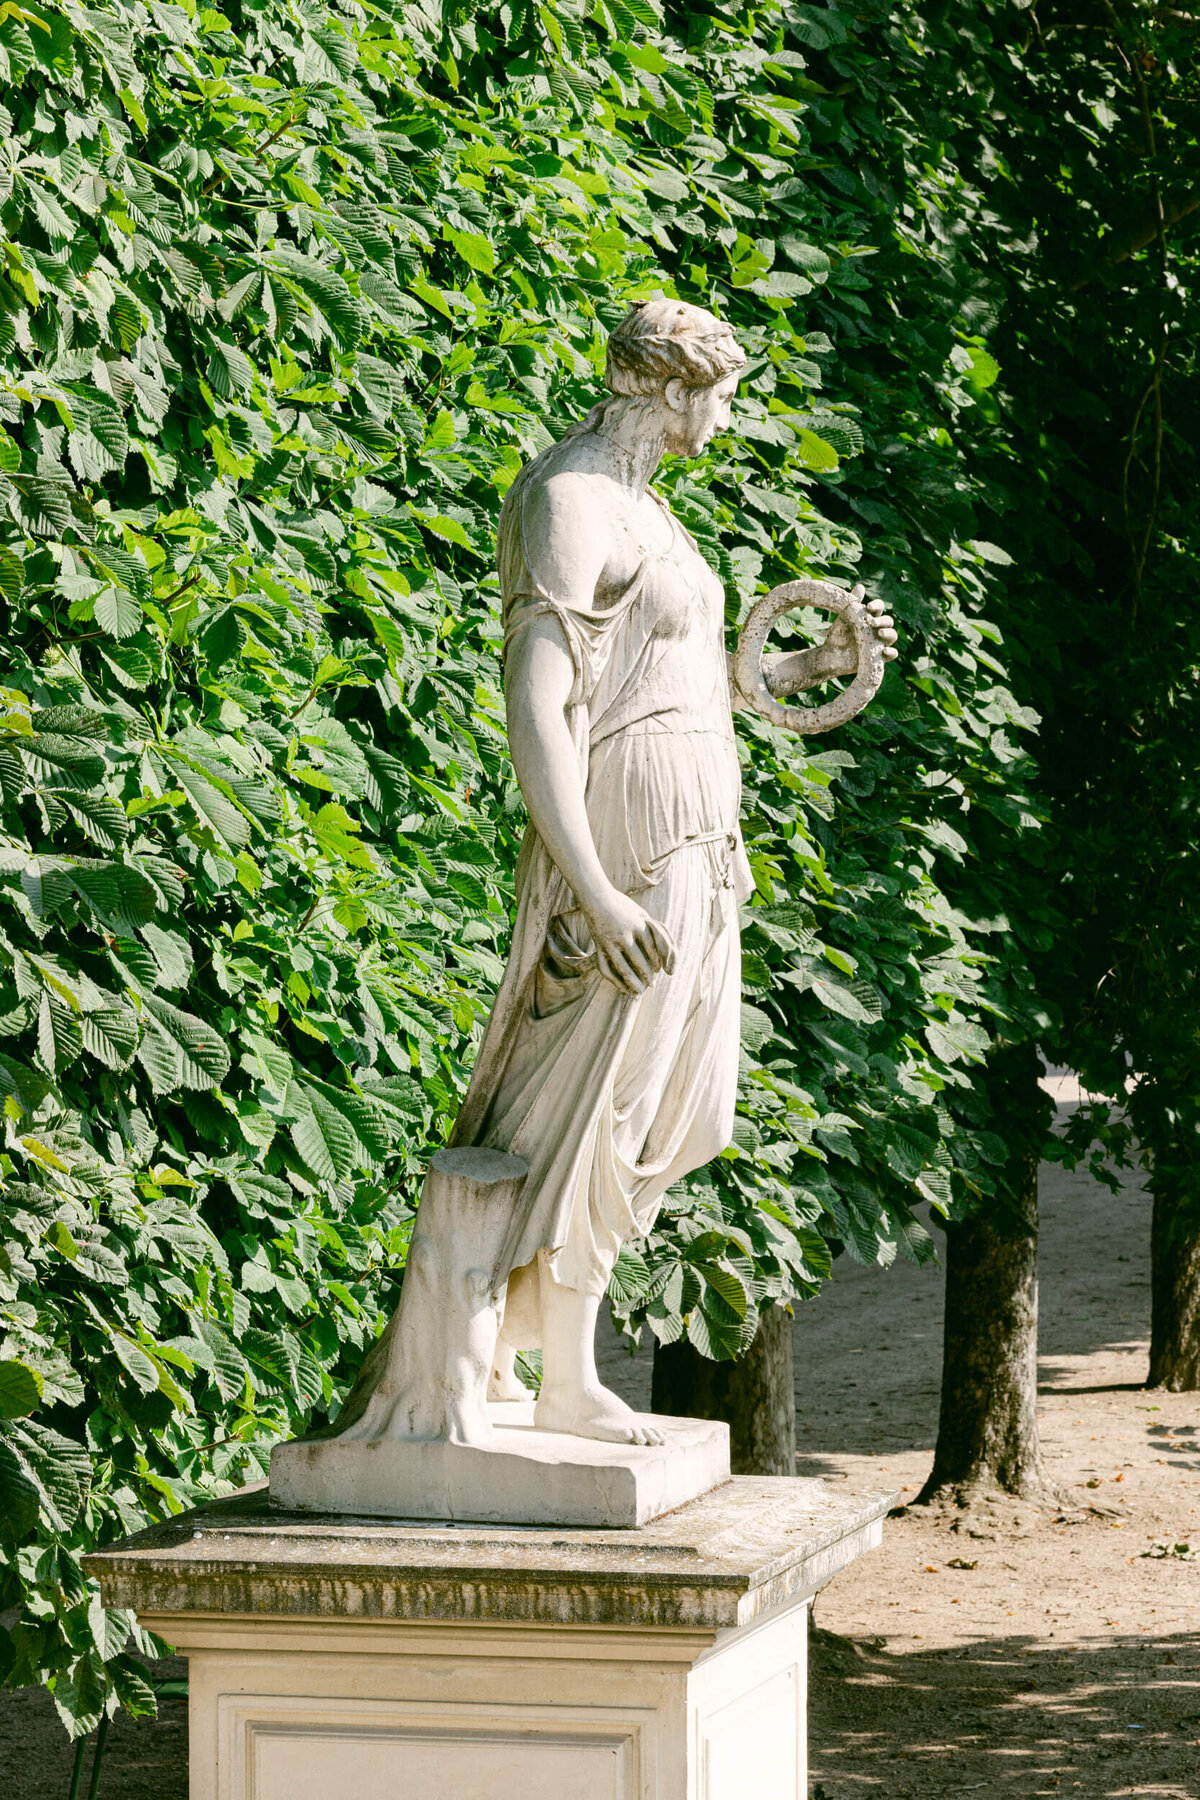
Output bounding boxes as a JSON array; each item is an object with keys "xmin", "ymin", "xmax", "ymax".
[
  {"xmin": 13, "ymin": 475, "xmax": 73, "ymax": 537},
  {"xmin": 289, "ymin": 1085, "xmax": 360, "ymax": 1182},
  {"xmin": 93, "ymin": 586, "xmax": 144, "ymax": 640},
  {"xmin": 442, "ymin": 224, "xmax": 495, "ymax": 275},
  {"xmin": 30, "ymin": 708, "xmax": 112, "ymax": 739},
  {"xmin": 355, "ymin": 353, "xmax": 406, "ymax": 417},
  {"xmin": 608, "ymin": 1243, "xmax": 651, "ymax": 1307},
  {"xmin": 0, "ymin": 1051, "xmax": 52, "ymax": 1112},
  {"xmin": 110, "ymin": 1334, "xmax": 159, "ymax": 1394},
  {"xmin": 0, "ymin": 545, "xmax": 23, "ymax": 601},
  {"xmin": 64, "ymin": 387, "xmax": 129, "ymax": 481},
  {"xmin": 884, "ymin": 1123, "xmax": 939, "ymax": 1183},
  {"xmin": 59, "ymin": 791, "xmax": 129, "ymax": 850},
  {"xmin": 271, "ymin": 249, "xmax": 366, "ymax": 348},
  {"xmin": 207, "ymin": 339, "xmax": 255, "ymax": 398},
  {"xmin": 100, "ymin": 641, "xmax": 156, "ymax": 689},
  {"xmin": 0, "ymin": 1360, "xmax": 42, "ymax": 1419},
  {"xmin": 216, "ymin": 268, "xmax": 262, "ymax": 322},
  {"xmin": 806, "ymin": 1016, "xmax": 871, "ymax": 1077},
  {"xmin": 810, "ymin": 974, "xmax": 872, "ymax": 1023},
  {"xmin": 825, "ymin": 1195, "xmax": 880, "ymax": 1266},
  {"xmin": 194, "ymin": 1319, "xmax": 250, "ymax": 1402},
  {"xmin": 140, "ymin": 993, "xmax": 230, "ymax": 1090},
  {"xmin": 26, "ymin": 181, "xmax": 74, "ymax": 241},
  {"xmin": 13, "ymin": 1419, "xmax": 89, "ymax": 1531},
  {"xmin": 109, "ymin": 1656, "xmax": 157, "ymax": 1717},
  {"xmin": 240, "ymin": 1029, "xmax": 293, "ymax": 1090},
  {"xmin": 796, "ymin": 429, "xmax": 839, "ymax": 472},
  {"xmin": 37, "ymin": 991, "xmax": 82, "ymax": 1075},
  {"xmin": 0, "ymin": 1438, "xmax": 41, "ymax": 1537},
  {"xmin": 196, "ymin": 605, "xmax": 244, "ymax": 666},
  {"xmin": 141, "ymin": 922, "xmax": 192, "ymax": 988},
  {"xmin": 135, "ymin": 1022, "xmax": 180, "ymax": 1093},
  {"xmin": 893, "ymin": 1212, "xmax": 939, "ymax": 1265},
  {"xmin": 20, "ymin": 855, "xmax": 73, "ymax": 918},
  {"xmin": 926, "ymin": 1017, "xmax": 989, "ymax": 1065},
  {"xmin": 81, "ymin": 1005, "xmax": 139, "ymax": 1070},
  {"xmin": 305, "ymin": 1078, "xmax": 392, "ymax": 1163},
  {"xmin": 22, "ymin": 732, "xmax": 106, "ymax": 786},
  {"xmin": 695, "ymin": 1259, "xmax": 748, "ymax": 1316},
  {"xmin": 173, "ymin": 764, "xmax": 250, "ymax": 853},
  {"xmin": 739, "ymin": 1002, "xmax": 774, "ymax": 1053},
  {"xmin": 71, "ymin": 861, "xmax": 158, "ymax": 934}
]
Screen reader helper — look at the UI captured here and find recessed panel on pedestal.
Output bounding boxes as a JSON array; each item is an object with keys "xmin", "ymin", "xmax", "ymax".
[{"xmin": 219, "ymin": 1695, "xmax": 641, "ymax": 1800}]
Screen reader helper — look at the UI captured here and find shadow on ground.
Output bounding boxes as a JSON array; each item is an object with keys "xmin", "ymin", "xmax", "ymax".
[
  {"xmin": 808, "ymin": 1626, "xmax": 1200, "ymax": 1799},
  {"xmin": 0, "ymin": 1657, "xmax": 188, "ymax": 1800}
]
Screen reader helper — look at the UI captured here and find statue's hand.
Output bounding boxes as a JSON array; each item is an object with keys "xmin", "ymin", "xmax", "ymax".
[
  {"xmin": 822, "ymin": 596, "xmax": 899, "ymax": 673},
  {"xmin": 584, "ymin": 889, "xmax": 676, "ymax": 996},
  {"xmin": 759, "ymin": 593, "xmax": 900, "ymax": 701}
]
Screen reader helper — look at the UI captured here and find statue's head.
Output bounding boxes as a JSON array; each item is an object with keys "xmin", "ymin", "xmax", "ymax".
[{"xmin": 605, "ymin": 299, "xmax": 746, "ymax": 457}]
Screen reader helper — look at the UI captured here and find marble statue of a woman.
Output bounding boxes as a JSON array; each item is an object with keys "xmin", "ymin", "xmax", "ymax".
[{"xmin": 271, "ymin": 299, "xmax": 896, "ymax": 1523}]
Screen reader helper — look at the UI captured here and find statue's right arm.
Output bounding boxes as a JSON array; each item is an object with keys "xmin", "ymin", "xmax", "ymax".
[{"xmin": 503, "ymin": 478, "xmax": 675, "ymax": 997}]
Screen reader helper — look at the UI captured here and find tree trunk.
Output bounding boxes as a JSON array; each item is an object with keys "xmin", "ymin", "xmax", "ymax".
[
  {"xmin": 918, "ymin": 1141, "xmax": 1057, "ymax": 1507},
  {"xmin": 651, "ymin": 1305, "xmax": 795, "ymax": 1475},
  {"xmin": 1149, "ymin": 1172, "xmax": 1200, "ymax": 1389}
]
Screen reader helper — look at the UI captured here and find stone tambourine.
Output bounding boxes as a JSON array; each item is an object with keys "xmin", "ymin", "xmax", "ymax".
[{"xmin": 732, "ymin": 577, "xmax": 886, "ymax": 735}]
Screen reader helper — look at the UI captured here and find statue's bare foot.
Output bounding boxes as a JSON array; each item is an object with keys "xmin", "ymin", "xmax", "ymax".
[{"xmin": 535, "ymin": 1382, "xmax": 666, "ymax": 1446}]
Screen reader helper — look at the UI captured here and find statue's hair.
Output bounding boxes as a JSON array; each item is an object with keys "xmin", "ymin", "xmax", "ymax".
[{"xmin": 605, "ymin": 298, "xmax": 746, "ymax": 396}]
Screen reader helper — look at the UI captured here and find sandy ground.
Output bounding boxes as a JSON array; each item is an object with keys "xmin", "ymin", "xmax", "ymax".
[
  {"xmin": 791, "ymin": 1122, "xmax": 1200, "ymax": 1800},
  {"xmin": 3, "ymin": 1099, "xmax": 1198, "ymax": 1797}
]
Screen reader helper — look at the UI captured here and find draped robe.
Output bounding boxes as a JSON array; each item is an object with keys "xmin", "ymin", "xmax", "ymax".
[{"xmin": 450, "ymin": 430, "xmax": 753, "ymax": 1302}]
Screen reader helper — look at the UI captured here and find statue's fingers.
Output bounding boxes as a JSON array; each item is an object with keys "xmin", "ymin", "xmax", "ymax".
[
  {"xmin": 866, "ymin": 598, "xmax": 887, "ymax": 616},
  {"xmin": 635, "ymin": 928, "xmax": 665, "ymax": 975},
  {"xmin": 851, "ymin": 583, "xmax": 866, "ymax": 602},
  {"xmin": 647, "ymin": 919, "xmax": 677, "ymax": 974},
  {"xmin": 877, "ymin": 626, "xmax": 898, "ymax": 645},
  {"xmin": 620, "ymin": 934, "xmax": 654, "ymax": 986},
  {"xmin": 883, "ymin": 646, "xmax": 899, "ymax": 661},
  {"xmin": 598, "ymin": 947, "xmax": 638, "ymax": 994}
]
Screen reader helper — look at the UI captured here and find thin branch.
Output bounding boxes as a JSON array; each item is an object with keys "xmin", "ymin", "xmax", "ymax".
[
  {"xmin": 1098, "ymin": 0, "xmax": 1171, "ymax": 614},
  {"xmin": 1134, "ymin": 351, "xmax": 1166, "ymax": 608},
  {"xmin": 290, "ymin": 677, "xmax": 323, "ymax": 719},
  {"xmin": 1121, "ymin": 377, "xmax": 1156, "ymax": 524},
  {"xmin": 158, "ymin": 571, "xmax": 202, "ymax": 609},
  {"xmin": 1074, "ymin": 190, "xmax": 1199, "ymax": 293},
  {"xmin": 253, "ymin": 111, "xmax": 304, "ymax": 165}
]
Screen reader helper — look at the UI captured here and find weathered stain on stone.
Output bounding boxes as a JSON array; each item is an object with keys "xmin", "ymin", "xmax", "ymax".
[{"xmin": 85, "ymin": 1475, "xmax": 895, "ymax": 1632}]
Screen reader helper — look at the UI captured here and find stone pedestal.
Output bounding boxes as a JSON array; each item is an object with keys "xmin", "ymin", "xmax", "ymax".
[{"xmin": 85, "ymin": 1478, "xmax": 892, "ymax": 1800}]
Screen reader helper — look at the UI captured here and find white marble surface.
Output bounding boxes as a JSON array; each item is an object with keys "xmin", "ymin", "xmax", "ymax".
[{"xmin": 271, "ymin": 1401, "xmax": 730, "ymax": 1528}]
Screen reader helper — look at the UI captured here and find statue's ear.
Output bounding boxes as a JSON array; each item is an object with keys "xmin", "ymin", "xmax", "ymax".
[{"xmin": 663, "ymin": 377, "xmax": 688, "ymax": 414}]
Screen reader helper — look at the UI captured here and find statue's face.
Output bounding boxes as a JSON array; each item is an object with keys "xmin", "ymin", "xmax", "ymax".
[{"xmin": 662, "ymin": 371, "xmax": 740, "ymax": 458}]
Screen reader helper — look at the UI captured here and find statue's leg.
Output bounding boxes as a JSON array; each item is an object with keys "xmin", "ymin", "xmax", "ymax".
[
  {"xmin": 488, "ymin": 1257, "xmax": 541, "ymax": 1400},
  {"xmin": 534, "ymin": 1255, "xmax": 665, "ymax": 1446},
  {"xmin": 488, "ymin": 1338, "xmax": 527, "ymax": 1402}
]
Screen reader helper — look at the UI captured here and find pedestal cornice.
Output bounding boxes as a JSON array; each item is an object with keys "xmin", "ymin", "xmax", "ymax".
[{"xmin": 84, "ymin": 1474, "xmax": 894, "ymax": 1632}]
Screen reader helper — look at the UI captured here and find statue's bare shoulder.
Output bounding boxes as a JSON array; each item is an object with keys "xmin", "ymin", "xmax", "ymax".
[{"xmin": 507, "ymin": 434, "xmax": 657, "ymax": 607}]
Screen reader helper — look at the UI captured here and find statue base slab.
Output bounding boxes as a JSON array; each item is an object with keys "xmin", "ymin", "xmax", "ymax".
[
  {"xmin": 268, "ymin": 1401, "xmax": 731, "ymax": 1528},
  {"xmin": 84, "ymin": 1477, "xmax": 894, "ymax": 1800}
]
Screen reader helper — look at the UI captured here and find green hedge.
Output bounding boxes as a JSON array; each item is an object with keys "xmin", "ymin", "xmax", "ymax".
[{"xmin": 0, "ymin": 0, "xmax": 1045, "ymax": 1731}]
